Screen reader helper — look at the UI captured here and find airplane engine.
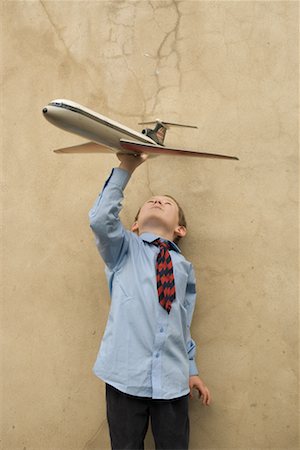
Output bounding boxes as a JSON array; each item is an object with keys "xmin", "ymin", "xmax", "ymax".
[{"xmin": 141, "ymin": 128, "xmax": 160, "ymax": 145}]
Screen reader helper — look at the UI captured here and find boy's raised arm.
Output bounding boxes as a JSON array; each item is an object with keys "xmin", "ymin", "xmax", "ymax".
[{"xmin": 89, "ymin": 154, "xmax": 147, "ymax": 271}]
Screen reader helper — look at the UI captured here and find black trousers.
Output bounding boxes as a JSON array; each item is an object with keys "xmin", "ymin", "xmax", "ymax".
[{"xmin": 106, "ymin": 384, "xmax": 190, "ymax": 450}]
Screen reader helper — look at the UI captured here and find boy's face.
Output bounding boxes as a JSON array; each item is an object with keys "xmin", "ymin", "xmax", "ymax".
[{"xmin": 131, "ymin": 196, "xmax": 186, "ymax": 241}]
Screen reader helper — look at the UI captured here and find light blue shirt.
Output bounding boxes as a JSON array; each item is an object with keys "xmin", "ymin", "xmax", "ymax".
[{"xmin": 89, "ymin": 168, "xmax": 199, "ymax": 400}]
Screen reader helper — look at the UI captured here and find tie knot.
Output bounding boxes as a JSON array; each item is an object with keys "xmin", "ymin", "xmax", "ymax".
[{"xmin": 153, "ymin": 239, "xmax": 171, "ymax": 251}]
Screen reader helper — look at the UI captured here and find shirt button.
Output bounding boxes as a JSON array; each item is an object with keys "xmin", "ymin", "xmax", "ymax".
[{"xmin": 155, "ymin": 353, "xmax": 159, "ymax": 358}]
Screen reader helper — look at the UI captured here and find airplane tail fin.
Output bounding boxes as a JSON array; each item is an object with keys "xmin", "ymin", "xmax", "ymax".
[
  {"xmin": 153, "ymin": 122, "xmax": 167, "ymax": 145},
  {"xmin": 139, "ymin": 120, "xmax": 197, "ymax": 146}
]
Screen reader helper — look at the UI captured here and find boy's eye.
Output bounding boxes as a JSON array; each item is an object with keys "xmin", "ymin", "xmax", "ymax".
[{"xmin": 147, "ymin": 200, "xmax": 172, "ymax": 206}]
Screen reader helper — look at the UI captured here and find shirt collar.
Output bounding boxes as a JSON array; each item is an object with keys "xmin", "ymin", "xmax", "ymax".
[{"xmin": 140, "ymin": 232, "xmax": 181, "ymax": 253}]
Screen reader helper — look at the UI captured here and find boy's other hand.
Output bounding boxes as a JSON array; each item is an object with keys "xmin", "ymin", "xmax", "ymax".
[
  {"xmin": 117, "ymin": 153, "xmax": 148, "ymax": 174},
  {"xmin": 189, "ymin": 375, "xmax": 211, "ymax": 406}
]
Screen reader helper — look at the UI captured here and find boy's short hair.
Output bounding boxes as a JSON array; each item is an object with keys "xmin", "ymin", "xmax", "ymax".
[{"xmin": 134, "ymin": 195, "xmax": 187, "ymax": 245}]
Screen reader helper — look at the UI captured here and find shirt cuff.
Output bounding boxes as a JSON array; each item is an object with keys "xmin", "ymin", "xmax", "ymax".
[{"xmin": 189, "ymin": 360, "xmax": 199, "ymax": 377}]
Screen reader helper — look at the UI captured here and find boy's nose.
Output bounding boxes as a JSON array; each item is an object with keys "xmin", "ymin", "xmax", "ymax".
[{"xmin": 154, "ymin": 200, "xmax": 162, "ymax": 205}]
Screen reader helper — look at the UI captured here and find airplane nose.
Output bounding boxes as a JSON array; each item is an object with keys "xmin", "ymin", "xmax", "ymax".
[{"xmin": 42, "ymin": 108, "xmax": 48, "ymax": 114}]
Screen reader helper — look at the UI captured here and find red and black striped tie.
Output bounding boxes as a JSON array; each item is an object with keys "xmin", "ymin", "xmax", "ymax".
[{"xmin": 153, "ymin": 239, "xmax": 176, "ymax": 314}]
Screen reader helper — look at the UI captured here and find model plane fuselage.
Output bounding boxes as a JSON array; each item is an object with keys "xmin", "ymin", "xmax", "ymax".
[{"xmin": 43, "ymin": 99, "xmax": 155, "ymax": 152}]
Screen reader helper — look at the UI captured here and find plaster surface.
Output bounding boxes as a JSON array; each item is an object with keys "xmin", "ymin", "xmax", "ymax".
[{"xmin": 1, "ymin": 1, "xmax": 298, "ymax": 450}]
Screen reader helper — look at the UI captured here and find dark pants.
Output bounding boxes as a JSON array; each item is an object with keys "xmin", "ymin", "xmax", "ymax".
[{"xmin": 106, "ymin": 384, "xmax": 190, "ymax": 450}]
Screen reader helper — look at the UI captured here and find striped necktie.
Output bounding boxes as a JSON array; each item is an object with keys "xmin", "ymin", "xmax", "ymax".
[{"xmin": 153, "ymin": 239, "xmax": 176, "ymax": 314}]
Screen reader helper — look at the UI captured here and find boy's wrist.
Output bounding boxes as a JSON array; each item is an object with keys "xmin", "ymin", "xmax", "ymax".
[{"xmin": 118, "ymin": 162, "xmax": 135, "ymax": 174}]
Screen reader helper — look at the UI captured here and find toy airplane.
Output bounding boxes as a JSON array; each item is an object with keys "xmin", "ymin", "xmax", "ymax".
[{"xmin": 42, "ymin": 99, "xmax": 239, "ymax": 160}]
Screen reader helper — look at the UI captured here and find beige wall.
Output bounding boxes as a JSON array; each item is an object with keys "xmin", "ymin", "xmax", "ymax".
[{"xmin": 1, "ymin": 1, "xmax": 298, "ymax": 449}]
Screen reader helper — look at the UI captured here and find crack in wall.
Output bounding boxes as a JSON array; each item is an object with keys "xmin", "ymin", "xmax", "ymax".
[
  {"xmin": 82, "ymin": 418, "xmax": 107, "ymax": 450},
  {"xmin": 40, "ymin": 1, "xmax": 70, "ymax": 55},
  {"xmin": 101, "ymin": 1, "xmax": 146, "ymax": 120},
  {"xmin": 39, "ymin": 1, "xmax": 104, "ymax": 102},
  {"xmin": 146, "ymin": 0, "xmax": 182, "ymax": 118}
]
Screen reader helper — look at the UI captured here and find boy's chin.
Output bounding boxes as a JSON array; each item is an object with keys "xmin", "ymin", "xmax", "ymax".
[{"xmin": 139, "ymin": 217, "xmax": 169, "ymax": 229}]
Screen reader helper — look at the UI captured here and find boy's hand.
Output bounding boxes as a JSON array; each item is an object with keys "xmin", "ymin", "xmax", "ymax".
[
  {"xmin": 189, "ymin": 375, "xmax": 211, "ymax": 406},
  {"xmin": 117, "ymin": 152, "xmax": 148, "ymax": 174}
]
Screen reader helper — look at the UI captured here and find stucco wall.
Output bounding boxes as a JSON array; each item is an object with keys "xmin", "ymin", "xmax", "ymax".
[{"xmin": 1, "ymin": 1, "xmax": 298, "ymax": 449}]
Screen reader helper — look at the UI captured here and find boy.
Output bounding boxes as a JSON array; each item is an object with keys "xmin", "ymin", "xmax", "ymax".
[{"xmin": 89, "ymin": 153, "xmax": 211, "ymax": 450}]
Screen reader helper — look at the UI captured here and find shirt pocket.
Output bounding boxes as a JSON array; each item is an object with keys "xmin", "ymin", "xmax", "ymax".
[{"xmin": 173, "ymin": 266, "xmax": 189, "ymax": 305}]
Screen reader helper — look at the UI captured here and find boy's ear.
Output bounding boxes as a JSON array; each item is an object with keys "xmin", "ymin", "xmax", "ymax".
[
  {"xmin": 131, "ymin": 221, "xmax": 139, "ymax": 233},
  {"xmin": 174, "ymin": 225, "xmax": 187, "ymax": 239}
]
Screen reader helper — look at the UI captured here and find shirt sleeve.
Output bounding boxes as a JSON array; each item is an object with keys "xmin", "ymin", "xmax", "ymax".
[
  {"xmin": 185, "ymin": 264, "xmax": 199, "ymax": 376},
  {"xmin": 89, "ymin": 167, "xmax": 131, "ymax": 271}
]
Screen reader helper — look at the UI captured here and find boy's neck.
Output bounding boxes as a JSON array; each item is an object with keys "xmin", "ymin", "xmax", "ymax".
[{"xmin": 138, "ymin": 226, "xmax": 175, "ymax": 243}]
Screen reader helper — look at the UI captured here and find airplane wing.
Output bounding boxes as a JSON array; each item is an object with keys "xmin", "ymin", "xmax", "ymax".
[
  {"xmin": 52, "ymin": 139, "xmax": 239, "ymax": 161},
  {"xmin": 120, "ymin": 139, "xmax": 239, "ymax": 161},
  {"xmin": 53, "ymin": 142, "xmax": 114, "ymax": 153}
]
